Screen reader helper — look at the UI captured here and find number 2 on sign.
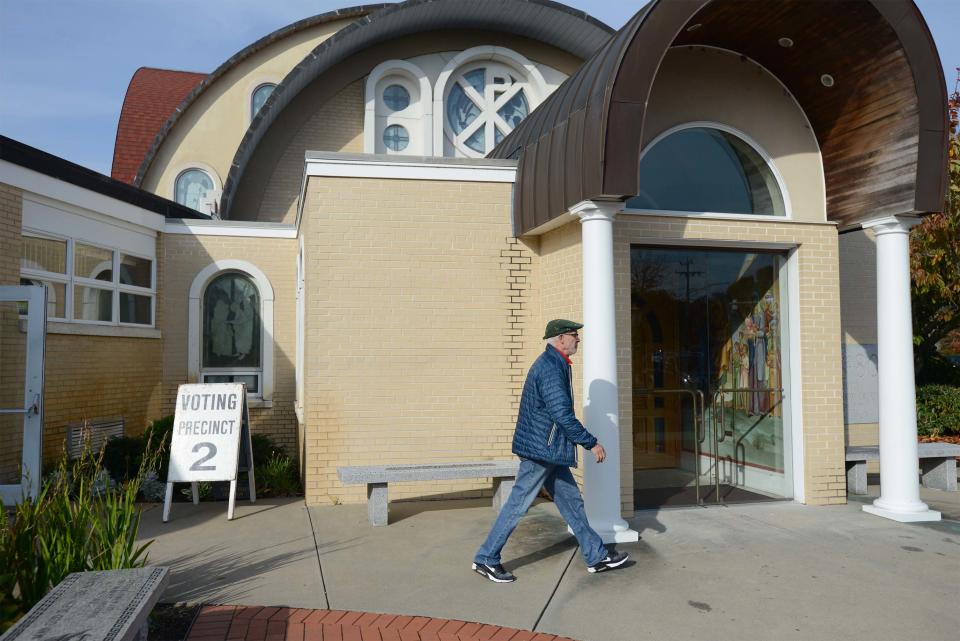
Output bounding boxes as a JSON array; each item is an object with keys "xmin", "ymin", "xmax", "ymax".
[{"xmin": 190, "ymin": 442, "xmax": 218, "ymax": 471}]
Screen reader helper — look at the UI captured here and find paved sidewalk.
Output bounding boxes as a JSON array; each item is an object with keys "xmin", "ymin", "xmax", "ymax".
[
  {"xmin": 139, "ymin": 485, "xmax": 960, "ymax": 641},
  {"xmin": 185, "ymin": 605, "xmax": 575, "ymax": 641}
]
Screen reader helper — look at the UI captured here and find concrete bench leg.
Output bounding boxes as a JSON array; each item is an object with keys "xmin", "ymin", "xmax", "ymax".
[
  {"xmin": 368, "ymin": 483, "xmax": 388, "ymax": 526},
  {"xmin": 492, "ymin": 477, "xmax": 514, "ymax": 512},
  {"xmin": 921, "ymin": 457, "xmax": 957, "ymax": 491},
  {"xmin": 846, "ymin": 461, "xmax": 867, "ymax": 495}
]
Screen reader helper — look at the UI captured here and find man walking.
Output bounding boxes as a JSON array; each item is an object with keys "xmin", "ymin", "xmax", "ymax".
[{"xmin": 472, "ymin": 319, "xmax": 629, "ymax": 582}]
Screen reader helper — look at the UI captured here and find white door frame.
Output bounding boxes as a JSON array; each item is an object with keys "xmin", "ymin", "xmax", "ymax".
[{"xmin": 0, "ymin": 285, "xmax": 46, "ymax": 503}]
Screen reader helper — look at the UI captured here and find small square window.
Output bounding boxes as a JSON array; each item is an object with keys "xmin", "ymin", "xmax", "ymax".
[
  {"xmin": 120, "ymin": 254, "xmax": 152, "ymax": 288},
  {"xmin": 120, "ymin": 293, "xmax": 152, "ymax": 325},
  {"xmin": 75, "ymin": 285, "xmax": 112, "ymax": 322},
  {"xmin": 75, "ymin": 244, "xmax": 113, "ymax": 282},
  {"xmin": 21, "ymin": 235, "xmax": 66, "ymax": 274}
]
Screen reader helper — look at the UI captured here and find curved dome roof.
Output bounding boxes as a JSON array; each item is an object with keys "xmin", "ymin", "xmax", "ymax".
[
  {"xmin": 219, "ymin": 0, "xmax": 614, "ymax": 219},
  {"xmin": 492, "ymin": 0, "xmax": 948, "ymax": 234},
  {"xmin": 126, "ymin": 5, "xmax": 387, "ymax": 188}
]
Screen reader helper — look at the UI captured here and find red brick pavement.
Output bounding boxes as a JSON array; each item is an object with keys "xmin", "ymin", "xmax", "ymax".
[{"xmin": 184, "ymin": 606, "xmax": 580, "ymax": 641}]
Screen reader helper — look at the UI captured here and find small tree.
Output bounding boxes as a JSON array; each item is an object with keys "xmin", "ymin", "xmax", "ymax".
[{"xmin": 911, "ymin": 70, "xmax": 960, "ymax": 383}]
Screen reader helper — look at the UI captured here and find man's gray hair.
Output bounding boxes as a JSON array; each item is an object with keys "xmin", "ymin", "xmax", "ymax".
[{"xmin": 546, "ymin": 336, "xmax": 563, "ymax": 348}]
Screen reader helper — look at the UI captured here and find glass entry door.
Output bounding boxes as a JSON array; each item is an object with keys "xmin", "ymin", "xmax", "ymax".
[{"xmin": 630, "ymin": 246, "xmax": 790, "ymax": 508}]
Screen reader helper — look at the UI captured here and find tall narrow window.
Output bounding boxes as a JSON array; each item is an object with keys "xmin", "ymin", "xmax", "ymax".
[
  {"xmin": 202, "ymin": 273, "xmax": 262, "ymax": 393},
  {"xmin": 251, "ymin": 83, "xmax": 276, "ymax": 119}
]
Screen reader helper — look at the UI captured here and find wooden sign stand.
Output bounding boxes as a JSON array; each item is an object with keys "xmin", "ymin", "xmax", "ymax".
[{"xmin": 162, "ymin": 383, "xmax": 257, "ymax": 522}]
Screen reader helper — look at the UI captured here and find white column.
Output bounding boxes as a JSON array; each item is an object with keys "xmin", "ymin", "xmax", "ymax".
[
  {"xmin": 572, "ymin": 200, "xmax": 639, "ymax": 543},
  {"xmin": 861, "ymin": 216, "xmax": 940, "ymax": 522}
]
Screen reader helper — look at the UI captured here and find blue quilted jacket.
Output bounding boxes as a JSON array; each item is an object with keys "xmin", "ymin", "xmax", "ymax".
[{"xmin": 512, "ymin": 345, "xmax": 598, "ymax": 467}]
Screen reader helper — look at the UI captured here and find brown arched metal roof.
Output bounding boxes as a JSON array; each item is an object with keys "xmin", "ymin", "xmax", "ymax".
[
  {"xmin": 219, "ymin": 0, "xmax": 614, "ymax": 219},
  {"xmin": 492, "ymin": 0, "xmax": 949, "ymax": 234},
  {"xmin": 130, "ymin": 4, "xmax": 388, "ymax": 187}
]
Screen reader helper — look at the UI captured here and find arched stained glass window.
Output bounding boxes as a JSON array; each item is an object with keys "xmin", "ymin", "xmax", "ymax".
[
  {"xmin": 445, "ymin": 64, "xmax": 530, "ymax": 156},
  {"xmin": 202, "ymin": 272, "xmax": 261, "ymax": 393},
  {"xmin": 626, "ymin": 127, "xmax": 786, "ymax": 216},
  {"xmin": 251, "ymin": 83, "xmax": 276, "ymax": 119},
  {"xmin": 175, "ymin": 169, "xmax": 215, "ymax": 212}
]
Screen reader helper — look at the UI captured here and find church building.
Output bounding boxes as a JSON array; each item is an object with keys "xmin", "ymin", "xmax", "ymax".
[{"xmin": 0, "ymin": 0, "xmax": 949, "ymax": 533}]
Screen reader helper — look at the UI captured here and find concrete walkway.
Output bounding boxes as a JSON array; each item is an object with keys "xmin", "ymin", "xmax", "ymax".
[{"xmin": 138, "ymin": 486, "xmax": 960, "ymax": 641}]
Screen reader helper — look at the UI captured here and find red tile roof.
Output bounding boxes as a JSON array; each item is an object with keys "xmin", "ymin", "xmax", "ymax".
[{"xmin": 111, "ymin": 67, "xmax": 207, "ymax": 184}]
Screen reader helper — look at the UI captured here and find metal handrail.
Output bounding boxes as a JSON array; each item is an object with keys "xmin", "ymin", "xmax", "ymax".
[
  {"xmin": 710, "ymin": 387, "xmax": 783, "ymax": 498},
  {"xmin": 0, "ymin": 394, "xmax": 39, "ymax": 415},
  {"xmin": 634, "ymin": 388, "xmax": 706, "ymax": 505}
]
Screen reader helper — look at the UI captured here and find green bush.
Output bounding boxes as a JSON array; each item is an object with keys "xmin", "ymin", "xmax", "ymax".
[
  {"xmin": 101, "ymin": 415, "xmax": 173, "ymax": 485},
  {"xmin": 916, "ymin": 385, "xmax": 960, "ymax": 438},
  {"xmin": 256, "ymin": 452, "xmax": 301, "ymax": 497},
  {"xmin": 0, "ymin": 446, "xmax": 157, "ymax": 631}
]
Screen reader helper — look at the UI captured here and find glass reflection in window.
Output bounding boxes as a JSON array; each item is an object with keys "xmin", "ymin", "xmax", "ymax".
[
  {"xmin": 627, "ymin": 127, "xmax": 785, "ymax": 216},
  {"xmin": 175, "ymin": 169, "xmax": 215, "ymax": 212},
  {"xmin": 251, "ymin": 83, "xmax": 275, "ymax": 118}
]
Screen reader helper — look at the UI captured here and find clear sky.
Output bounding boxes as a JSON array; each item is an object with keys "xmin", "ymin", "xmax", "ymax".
[{"xmin": 1, "ymin": 0, "xmax": 957, "ymax": 176}]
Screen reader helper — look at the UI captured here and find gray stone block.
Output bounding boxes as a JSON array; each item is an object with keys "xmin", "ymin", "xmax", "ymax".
[
  {"xmin": 368, "ymin": 483, "xmax": 388, "ymax": 527},
  {"xmin": 921, "ymin": 457, "xmax": 958, "ymax": 491},
  {"xmin": 492, "ymin": 477, "xmax": 514, "ymax": 512},
  {"xmin": 3, "ymin": 567, "xmax": 169, "ymax": 641},
  {"xmin": 846, "ymin": 461, "xmax": 868, "ymax": 495},
  {"xmin": 338, "ymin": 460, "xmax": 521, "ymax": 526}
]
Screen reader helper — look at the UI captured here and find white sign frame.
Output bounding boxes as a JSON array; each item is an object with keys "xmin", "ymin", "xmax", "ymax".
[{"xmin": 162, "ymin": 383, "xmax": 256, "ymax": 521}]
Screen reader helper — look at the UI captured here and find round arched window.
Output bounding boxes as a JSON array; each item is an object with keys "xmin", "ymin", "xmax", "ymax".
[
  {"xmin": 383, "ymin": 84, "xmax": 410, "ymax": 111},
  {"xmin": 251, "ymin": 83, "xmax": 276, "ymax": 118},
  {"xmin": 383, "ymin": 124, "xmax": 410, "ymax": 152},
  {"xmin": 175, "ymin": 169, "xmax": 215, "ymax": 212},
  {"xmin": 445, "ymin": 64, "xmax": 529, "ymax": 156},
  {"xmin": 627, "ymin": 127, "xmax": 786, "ymax": 216}
]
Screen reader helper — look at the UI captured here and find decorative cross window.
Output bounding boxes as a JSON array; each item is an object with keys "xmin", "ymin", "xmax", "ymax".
[{"xmin": 445, "ymin": 63, "xmax": 529, "ymax": 156}]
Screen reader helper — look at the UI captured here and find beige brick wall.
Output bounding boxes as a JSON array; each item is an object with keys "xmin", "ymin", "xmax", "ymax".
[
  {"xmin": 41, "ymin": 334, "xmax": 162, "ymax": 461},
  {"xmin": 159, "ymin": 233, "xmax": 298, "ymax": 455},
  {"xmin": 0, "ymin": 183, "xmax": 24, "ymax": 482},
  {"xmin": 258, "ymin": 81, "xmax": 364, "ymax": 224},
  {"xmin": 300, "ymin": 175, "xmax": 534, "ymax": 505}
]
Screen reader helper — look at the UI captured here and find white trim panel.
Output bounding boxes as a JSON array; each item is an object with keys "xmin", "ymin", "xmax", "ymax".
[
  {"xmin": 165, "ymin": 220, "xmax": 297, "ymax": 238},
  {"xmin": 306, "ymin": 158, "xmax": 516, "ymax": 183},
  {"xmin": 0, "ymin": 159, "xmax": 165, "ymax": 232}
]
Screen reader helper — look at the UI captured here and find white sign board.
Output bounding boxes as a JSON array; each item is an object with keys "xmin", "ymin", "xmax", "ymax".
[
  {"xmin": 163, "ymin": 383, "xmax": 255, "ymax": 522},
  {"xmin": 169, "ymin": 383, "xmax": 245, "ymax": 481}
]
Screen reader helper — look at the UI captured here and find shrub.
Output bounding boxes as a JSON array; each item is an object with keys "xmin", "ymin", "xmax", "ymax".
[
  {"xmin": 101, "ymin": 415, "xmax": 173, "ymax": 486},
  {"xmin": 0, "ymin": 444, "xmax": 157, "ymax": 630},
  {"xmin": 916, "ymin": 385, "xmax": 960, "ymax": 438},
  {"xmin": 256, "ymin": 452, "xmax": 301, "ymax": 497}
]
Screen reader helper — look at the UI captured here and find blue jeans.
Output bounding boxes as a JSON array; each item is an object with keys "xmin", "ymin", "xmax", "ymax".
[{"xmin": 475, "ymin": 458, "xmax": 607, "ymax": 567}]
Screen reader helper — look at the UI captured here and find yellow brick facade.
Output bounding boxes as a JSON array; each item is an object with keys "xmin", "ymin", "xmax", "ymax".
[
  {"xmin": 158, "ymin": 233, "xmax": 298, "ymax": 454},
  {"xmin": 0, "ymin": 183, "xmax": 24, "ymax": 483},
  {"xmin": 300, "ymin": 175, "xmax": 533, "ymax": 505}
]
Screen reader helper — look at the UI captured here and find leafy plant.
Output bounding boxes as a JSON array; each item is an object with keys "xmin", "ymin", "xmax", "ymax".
[
  {"xmin": 256, "ymin": 452, "xmax": 301, "ymax": 497},
  {"xmin": 0, "ymin": 439, "xmax": 159, "ymax": 629},
  {"xmin": 911, "ymin": 70, "xmax": 960, "ymax": 383},
  {"xmin": 916, "ymin": 385, "xmax": 960, "ymax": 438}
]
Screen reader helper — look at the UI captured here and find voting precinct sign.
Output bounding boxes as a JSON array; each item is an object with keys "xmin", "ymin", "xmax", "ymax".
[{"xmin": 163, "ymin": 383, "xmax": 256, "ymax": 522}]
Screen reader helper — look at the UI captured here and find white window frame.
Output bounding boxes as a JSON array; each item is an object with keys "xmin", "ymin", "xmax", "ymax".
[
  {"xmin": 188, "ymin": 260, "xmax": 274, "ymax": 407},
  {"xmin": 364, "ymin": 59, "xmax": 432, "ymax": 155},
  {"xmin": 623, "ymin": 121, "xmax": 793, "ymax": 220},
  {"xmin": 20, "ymin": 230, "xmax": 156, "ymax": 327}
]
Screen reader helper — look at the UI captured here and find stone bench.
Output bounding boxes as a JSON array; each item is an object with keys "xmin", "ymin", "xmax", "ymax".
[
  {"xmin": 845, "ymin": 444, "xmax": 960, "ymax": 495},
  {"xmin": 3, "ymin": 566, "xmax": 169, "ymax": 641},
  {"xmin": 337, "ymin": 460, "xmax": 521, "ymax": 526}
]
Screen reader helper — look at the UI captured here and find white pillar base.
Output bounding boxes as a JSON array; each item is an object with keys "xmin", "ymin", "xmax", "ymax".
[{"xmin": 862, "ymin": 503, "xmax": 941, "ymax": 523}]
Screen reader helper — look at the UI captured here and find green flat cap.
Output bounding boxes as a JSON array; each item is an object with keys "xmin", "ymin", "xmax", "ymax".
[{"xmin": 543, "ymin": 318, "xmax": 583, "ymax": 339}]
